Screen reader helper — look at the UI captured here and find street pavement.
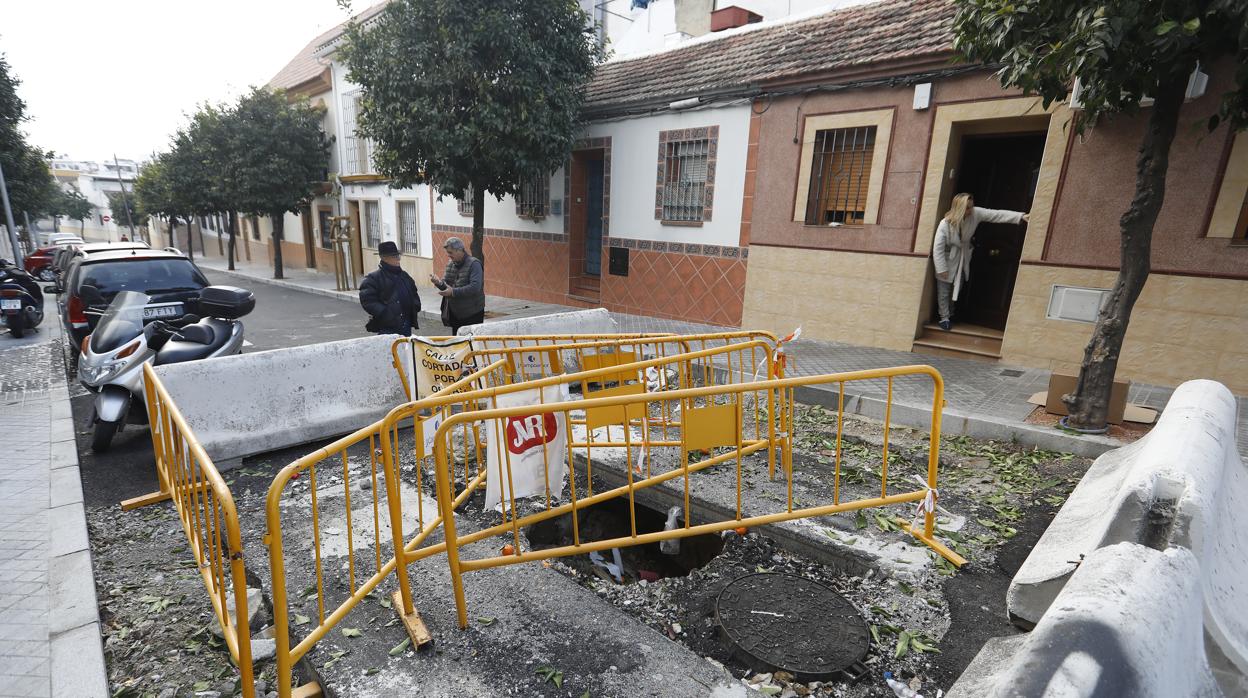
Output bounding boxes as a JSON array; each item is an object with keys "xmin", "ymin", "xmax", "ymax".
[{"xmin": 0, "ymin": 296, "xmax": 108, "ymax": 697}]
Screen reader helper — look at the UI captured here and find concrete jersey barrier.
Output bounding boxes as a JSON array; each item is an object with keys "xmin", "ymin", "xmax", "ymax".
[
  {"xmin": 1006, "ymin": 379, "xmax": 1247, "ymax": 682},
  {"xmin": 153, "ymin": 334, "xmax": 406, "ymax": 464},
  {"xmin": 460, "ymin": 307, "xmax": 618, "ymax": 340},
  {"xmin": 953, "ymin": 543, "xmax": 1224, "ymax": 697}
]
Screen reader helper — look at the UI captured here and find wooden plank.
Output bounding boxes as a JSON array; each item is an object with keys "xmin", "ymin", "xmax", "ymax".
[
  {"xmin": 392, "ymin": 590, "xmax": 434, "ymax": 650},
  {"xmin": 120, "ymin": 489, "xmax": 172, "ymax": 511},
  {"xmin": 289, "ymin": 682, "xmax": 322, "ymax": 698}
]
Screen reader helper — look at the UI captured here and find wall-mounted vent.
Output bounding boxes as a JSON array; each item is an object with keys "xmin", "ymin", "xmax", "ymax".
[{"xmin": 1047, "ymin": 285, "xmax": 1110, "ymax": 323}]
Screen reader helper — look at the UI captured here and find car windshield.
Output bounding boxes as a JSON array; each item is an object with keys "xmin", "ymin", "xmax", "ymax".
[
  {"xmin": 90, "ymin": 291, "xmax": 150, "ymax": 353},
  {"xmin": 76, "ymin": 258, "xmax": 207, "ymax": 301}
]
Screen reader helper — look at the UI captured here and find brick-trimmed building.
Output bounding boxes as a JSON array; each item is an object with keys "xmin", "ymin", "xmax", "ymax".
[{"xmin": 448, "ymin": 0, "xmax": 1247, "ymax": 392}]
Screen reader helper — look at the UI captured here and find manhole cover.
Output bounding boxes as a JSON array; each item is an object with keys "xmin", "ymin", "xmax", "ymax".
[{"xmin": 715, "ymin": 573, "xmax": 869, "ymax": 683}]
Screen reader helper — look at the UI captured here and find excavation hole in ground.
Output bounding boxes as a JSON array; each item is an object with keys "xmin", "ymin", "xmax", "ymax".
[{"xmin": 524, "ymin": 497, "xmax": 725, "ymax": 583}]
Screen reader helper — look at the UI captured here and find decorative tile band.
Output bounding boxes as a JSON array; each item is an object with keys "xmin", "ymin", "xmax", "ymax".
[
  {"xmin": 606, "ymin": 236, "xmax": 747, "ymax": 259},
  {"xmin": 432, "ymin": 223, "xmax": 565, "ymax": 243}
]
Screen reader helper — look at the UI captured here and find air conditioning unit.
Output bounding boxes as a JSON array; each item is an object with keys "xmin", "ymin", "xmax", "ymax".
[
  {"xmin": 1068, "ymin": 64, "xmax": 1208, "ymax": 110},
  {"xmin": 1046, "ymin": 285, "xmax": 1110, "ymax": 324}
]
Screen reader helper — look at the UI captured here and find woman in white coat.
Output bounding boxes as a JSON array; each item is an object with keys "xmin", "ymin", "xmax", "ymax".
[{"xmin": 931, "ymin": 193, "xmax": 1029, "ymax": 330}]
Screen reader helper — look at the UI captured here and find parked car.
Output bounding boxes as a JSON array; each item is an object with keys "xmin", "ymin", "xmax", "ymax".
[
  {"xmin": 41, "ymin": 232, "xmax": 85, "ymax": 247},
  {"xmin": 54, "ymin": 248, "xmax": 210, "ymax": 347},
  {"xmin": 23, "ymin": 245, "xmax": 64, "ymax": 281},
  {"xmin": 50, "ymin": 241, "xmax": 149, "ymax": 286}
]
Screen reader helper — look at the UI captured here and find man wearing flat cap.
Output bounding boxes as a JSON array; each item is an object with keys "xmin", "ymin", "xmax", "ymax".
[
  {"xmin": 359, "ymin": 240, "xmax": 421, "ymax": 336},
  {"xmin": 429, "ymin": 237, "xmax": 485, "ymax": 335}
]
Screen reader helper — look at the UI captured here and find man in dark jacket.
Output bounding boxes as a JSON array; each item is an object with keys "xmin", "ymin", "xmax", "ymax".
[
  {"xmin": 359, "ymin": 241, "xmax": 420, "ymax": 336},
  {"xmin": 429, "ymin": 237, "xmax": 484, "ymax": 335}
]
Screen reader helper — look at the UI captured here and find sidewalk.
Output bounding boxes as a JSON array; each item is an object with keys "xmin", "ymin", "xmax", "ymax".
[
  {"xmin": 0, "ymin": 304, "xmax": 108, "ymax": 696},
  {"xmin": 196, "ymin": 256, "xmax": 1247, "ymax": 460}
]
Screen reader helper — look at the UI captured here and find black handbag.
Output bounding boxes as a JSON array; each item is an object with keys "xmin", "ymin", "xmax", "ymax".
[{"xmin": 440, "ymin": 296, "xmax": 452, "ymax": 327}]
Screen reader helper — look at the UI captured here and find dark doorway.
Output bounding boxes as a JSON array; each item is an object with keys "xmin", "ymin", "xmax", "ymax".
[
  {"xmin": 948, "ymin": 132, "xmax": 1046, "ymax": 330},
  {"xmin": 568, "ymin": 149, "xmax": 606, "ymax": 300},
  {"xmin": 348, "ymin": 200, "xmax": 364, "ymax": 278}
]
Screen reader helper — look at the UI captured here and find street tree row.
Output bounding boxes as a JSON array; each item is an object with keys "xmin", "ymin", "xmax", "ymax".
[{"xmin": 135, "ymin": 88, "xmax": 330, "ymax": 278}]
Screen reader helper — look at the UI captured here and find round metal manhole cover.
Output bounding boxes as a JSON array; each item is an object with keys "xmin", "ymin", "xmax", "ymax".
[{"xmin": 715, "ymin": 573, "xmax": 869, "ymax": 682}]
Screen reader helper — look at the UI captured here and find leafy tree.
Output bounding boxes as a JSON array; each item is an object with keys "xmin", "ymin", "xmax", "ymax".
[
  {"xmin": 954, "ymin": 0, "xmax": 1248, "ymax": 430},
  {"xmin": 338, "ymin": 0, "xmax": 603, "ymax": 266},
  {"xmin": 55, "ymin": 186, "xmax": 94, "ymax": 234},
  {"xmin": 104, "ymin": 190, "xmax": 145, "ymax": 233},
  {"xmin": 225, "ymin": 87, "xmax": 329, "ymax": 278},
  {"xmin": 1, "ymin": 52, "xmax": 59, "ymax": 260},
  {"xmin": 134, "ymin": 155, "xmax": 177, "ymax": 247}
]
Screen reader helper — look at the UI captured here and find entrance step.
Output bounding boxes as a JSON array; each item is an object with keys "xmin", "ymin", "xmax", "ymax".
[{"xmin": 912, "ymin": 323, "xmax": 1003, "ymax": 362}]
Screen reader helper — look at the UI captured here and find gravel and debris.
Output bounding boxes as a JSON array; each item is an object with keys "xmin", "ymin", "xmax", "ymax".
[{"xmin": 87, "ymin": 395, "xmax": 1091, "ymax": 697}]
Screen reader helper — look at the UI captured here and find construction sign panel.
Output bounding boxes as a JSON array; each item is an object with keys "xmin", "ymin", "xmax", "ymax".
[
  {"xmin": 484, "ymin": 384, "xmax": 569, "ymax": 511},
  {"xmin": 410, "ymin": 337, "xmax": 474, "ymax": 399}
]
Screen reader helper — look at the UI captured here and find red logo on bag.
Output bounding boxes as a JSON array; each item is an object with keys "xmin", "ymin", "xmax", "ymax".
[{"xmin": 507, "ymin": 414, "xmax": 558, "ymax": 454}]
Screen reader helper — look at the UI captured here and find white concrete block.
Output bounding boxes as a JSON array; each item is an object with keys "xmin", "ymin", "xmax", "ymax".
[
  {"xmin": 1007, "ymin": 379, "xmax": 1247, "ymax": 679},
  {"xmin": 154, "ymin": 334, "xmax": 406, "ymax": 463},
  {"xmin": 461, "ymin": 307, "xmax": 617, "ymax": 339},
  {"xmin": 49, "ymin": 549, "xmax": 99, "ymax": 634},
  {"xmin": 49, "ymin": 502, "xmax": 89, "ymax": 557},
  {"xmin": 50, "ymin": 621, "xmax": 109, "ymax": 698},
  {"xmin": 953, "ymin": 543, "xmax": 1222, "ymax": 697}
]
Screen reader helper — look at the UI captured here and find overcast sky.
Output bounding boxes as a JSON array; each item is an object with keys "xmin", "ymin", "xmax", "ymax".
[{"xmin": 2, "ymin": 0, "xmax": 352, "ymax": 163}]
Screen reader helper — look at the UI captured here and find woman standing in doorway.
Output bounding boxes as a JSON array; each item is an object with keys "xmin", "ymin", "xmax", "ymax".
[{"xmin": 932, "ymin": 193, "xmax": 1029, "ymax": 330}]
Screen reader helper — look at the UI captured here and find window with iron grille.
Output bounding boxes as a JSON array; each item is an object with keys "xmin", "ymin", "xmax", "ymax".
[
  {"xmin": 458, "ymin": 185, "xmax": 474, "ymax": 217},
  {"xmin": 660, "ymin": 138, "xmax": 710, "ymax": 222},
  {"xmin": 364, "ymin": 201, "xmax": 381, "ymax": 249},
  {"xmin": 515, "ymin": 174, "xmax": 549, "ymax": 219},
  {"xmin": 804, "ymin": 126, "xmax": 876, "ymax": 225},
  {"xmin": 318, "ymin": 209, "xmax": 333, "ymax": 249},
  {"xmin": 398, "ymin": 201, "xmax": 419, "ymax": 254}
]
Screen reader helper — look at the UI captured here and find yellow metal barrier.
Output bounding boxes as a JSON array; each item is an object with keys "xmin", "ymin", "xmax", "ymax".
[
  {"xmin": 135, "ymin": 363, "xmax": 256, "ymax": 698},
  {"xmin": 413, "ymin": 364, "xmax": 962, "ymax": 629},
  {"xmin": 263, "ymin": 358, "xmax": 513, "ymax": 698}
]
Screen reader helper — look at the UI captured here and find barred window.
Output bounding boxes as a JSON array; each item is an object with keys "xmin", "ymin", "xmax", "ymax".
[
  {"xmin": 398, "ymin": 201, "xmax": 419, "ymax": 254},
  {"xmin": 318, "ymin": 209, "xmax": 333, "ymax": 249},
  {"xmin": 458, "ymin": 185, "xmax": 474, "ymax": 217},
  {"xmin": 364, "ymin": 201, "xmax": 381, "ymax": 249},
  {"xmin": 661, "ymin": 138, "xmax": 709, "ymax": 222},
  {"xmin": 515, "ymin": 175, "xmax": 550, "ymax": 219},
  {"xmin": 805, "ymin": 126, "xmax": 876, "ymax": 225}
]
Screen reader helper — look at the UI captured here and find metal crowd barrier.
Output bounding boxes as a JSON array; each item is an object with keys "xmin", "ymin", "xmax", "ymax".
[
  {"xmin": 136, "ymin": 363, "xmax": 256, "ymax": 698},
  {"xmin": 264, "ymin": 358, "xmax": 513, "ymax": 698},
  {"xmin": 410, "ymin": 365, "xmax": 961, "ymax": 629}
]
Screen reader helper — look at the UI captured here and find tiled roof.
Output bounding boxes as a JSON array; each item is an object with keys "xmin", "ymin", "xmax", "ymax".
[
  {"xmin": 268, "ymin": 2, "xmax": 388, "ymax": 91},
  {"xmin": 585, "ymin": 0, "xmax": 956, "ymax": 112}
]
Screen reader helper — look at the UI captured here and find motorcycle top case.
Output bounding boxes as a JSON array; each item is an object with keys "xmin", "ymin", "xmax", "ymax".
[{"xmin": 195, "ymin": 286, "xmax": 255, "ymax": 319}]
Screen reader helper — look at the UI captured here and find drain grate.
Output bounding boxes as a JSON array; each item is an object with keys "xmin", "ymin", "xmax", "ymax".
[{"xmin": 715, "ymin": 573, "xmax": 869, "ymax": 683}]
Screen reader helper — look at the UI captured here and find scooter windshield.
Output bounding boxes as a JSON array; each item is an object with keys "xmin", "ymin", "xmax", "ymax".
[{"xmin": 90, "ymin": 291, "xmax": 150, "ymax": 353}]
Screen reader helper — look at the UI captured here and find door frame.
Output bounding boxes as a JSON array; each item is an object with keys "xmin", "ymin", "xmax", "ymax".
[
  {"xmin": 909, "ymin": 97, "xmax": 1074, "ymax": 341},
  {"xmin": 301, "ymin": 206, "xmax": 316, "ymax": 268},
  {"xmin": 567, "ymin": 147, "xmax": 607, "ymax": 296},
  {"xmin": 347, "ymin": 200, "xmax": 364, "ymax": 277}
]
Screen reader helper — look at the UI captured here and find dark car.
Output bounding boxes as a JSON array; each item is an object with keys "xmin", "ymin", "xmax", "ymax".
[
  {"xmin": 51, "ymin": 241, "xmax": 149, "ymax": 285},
  {"xmin": 58, "ymin": 248, "xmax": 210, "ymax": 346}
]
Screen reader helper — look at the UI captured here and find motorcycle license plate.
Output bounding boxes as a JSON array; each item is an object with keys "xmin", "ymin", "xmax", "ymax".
[
  {"xmin": 0, "ymin": 299, "xmax": 20, "ymax": 310},
  {"xmin": 143, "ymin": 304, "xmax": 182, "ymax": 320}
]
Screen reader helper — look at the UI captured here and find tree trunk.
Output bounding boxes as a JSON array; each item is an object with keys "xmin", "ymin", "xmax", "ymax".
[
  {"xmin": 185, "ymin": 216, "xmax": 195, "ymax": 262},
  {"xmin": 216, "ymin": 214, "xmax": 224, "ymax": 255},
  {"xmin": 167, "ymin": 216, "xmax": 176, "ymax": 249},
  {"xmin": 79, "ymin": 218, "xmax": 85, "ymax": 235},
  {"xmin": 1062, "ymin": 73, "xmax": 1189, "ymax": 429},
  {"xmin": 471, "ymin": 184, "xmax": 486, "ymax": 269},
  {"xmin": 227, "ymin": 211, "xmax": 237, "ymax": 271},
  {"xmin": 272, "ymin": 214, "xmax": 285, "ymax": 279}
]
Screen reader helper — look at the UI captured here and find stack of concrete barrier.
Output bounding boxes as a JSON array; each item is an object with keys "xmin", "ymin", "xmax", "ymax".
[
  {"xmin": 950, "ymin": 380, "xmax": 1247, "ymax": 697},
  {"xmin": 154, "ymin": 310, "xmax": 619, "ymax": 466},
  {"xmin": 154, "ymin": 334, "xmax": 406, "ymax": 465}
]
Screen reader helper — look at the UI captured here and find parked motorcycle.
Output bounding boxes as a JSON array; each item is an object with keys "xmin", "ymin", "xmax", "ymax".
[
  {"xmin": 0, "ymin": 258, "xmax": 44, "ymax": 338},
  {"xmin": 78, "ymin": 285, "xmax": 254, "ymax": 452}
]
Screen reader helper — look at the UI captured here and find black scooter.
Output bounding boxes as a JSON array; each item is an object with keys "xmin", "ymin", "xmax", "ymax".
[{"xmin": 0, "ymin": 258, "xmax": 43, "ymax": 338}]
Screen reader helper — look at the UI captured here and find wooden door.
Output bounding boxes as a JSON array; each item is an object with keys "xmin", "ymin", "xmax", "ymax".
[{"xmin": 348, "ymin": 201, "xmax": 363, "ymax": 277}]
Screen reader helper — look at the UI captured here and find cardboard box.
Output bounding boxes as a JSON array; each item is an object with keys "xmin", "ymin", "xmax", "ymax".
[{"xmin": 1045, "ymin": 373, "xmax": 1129, "ymax": 425}]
